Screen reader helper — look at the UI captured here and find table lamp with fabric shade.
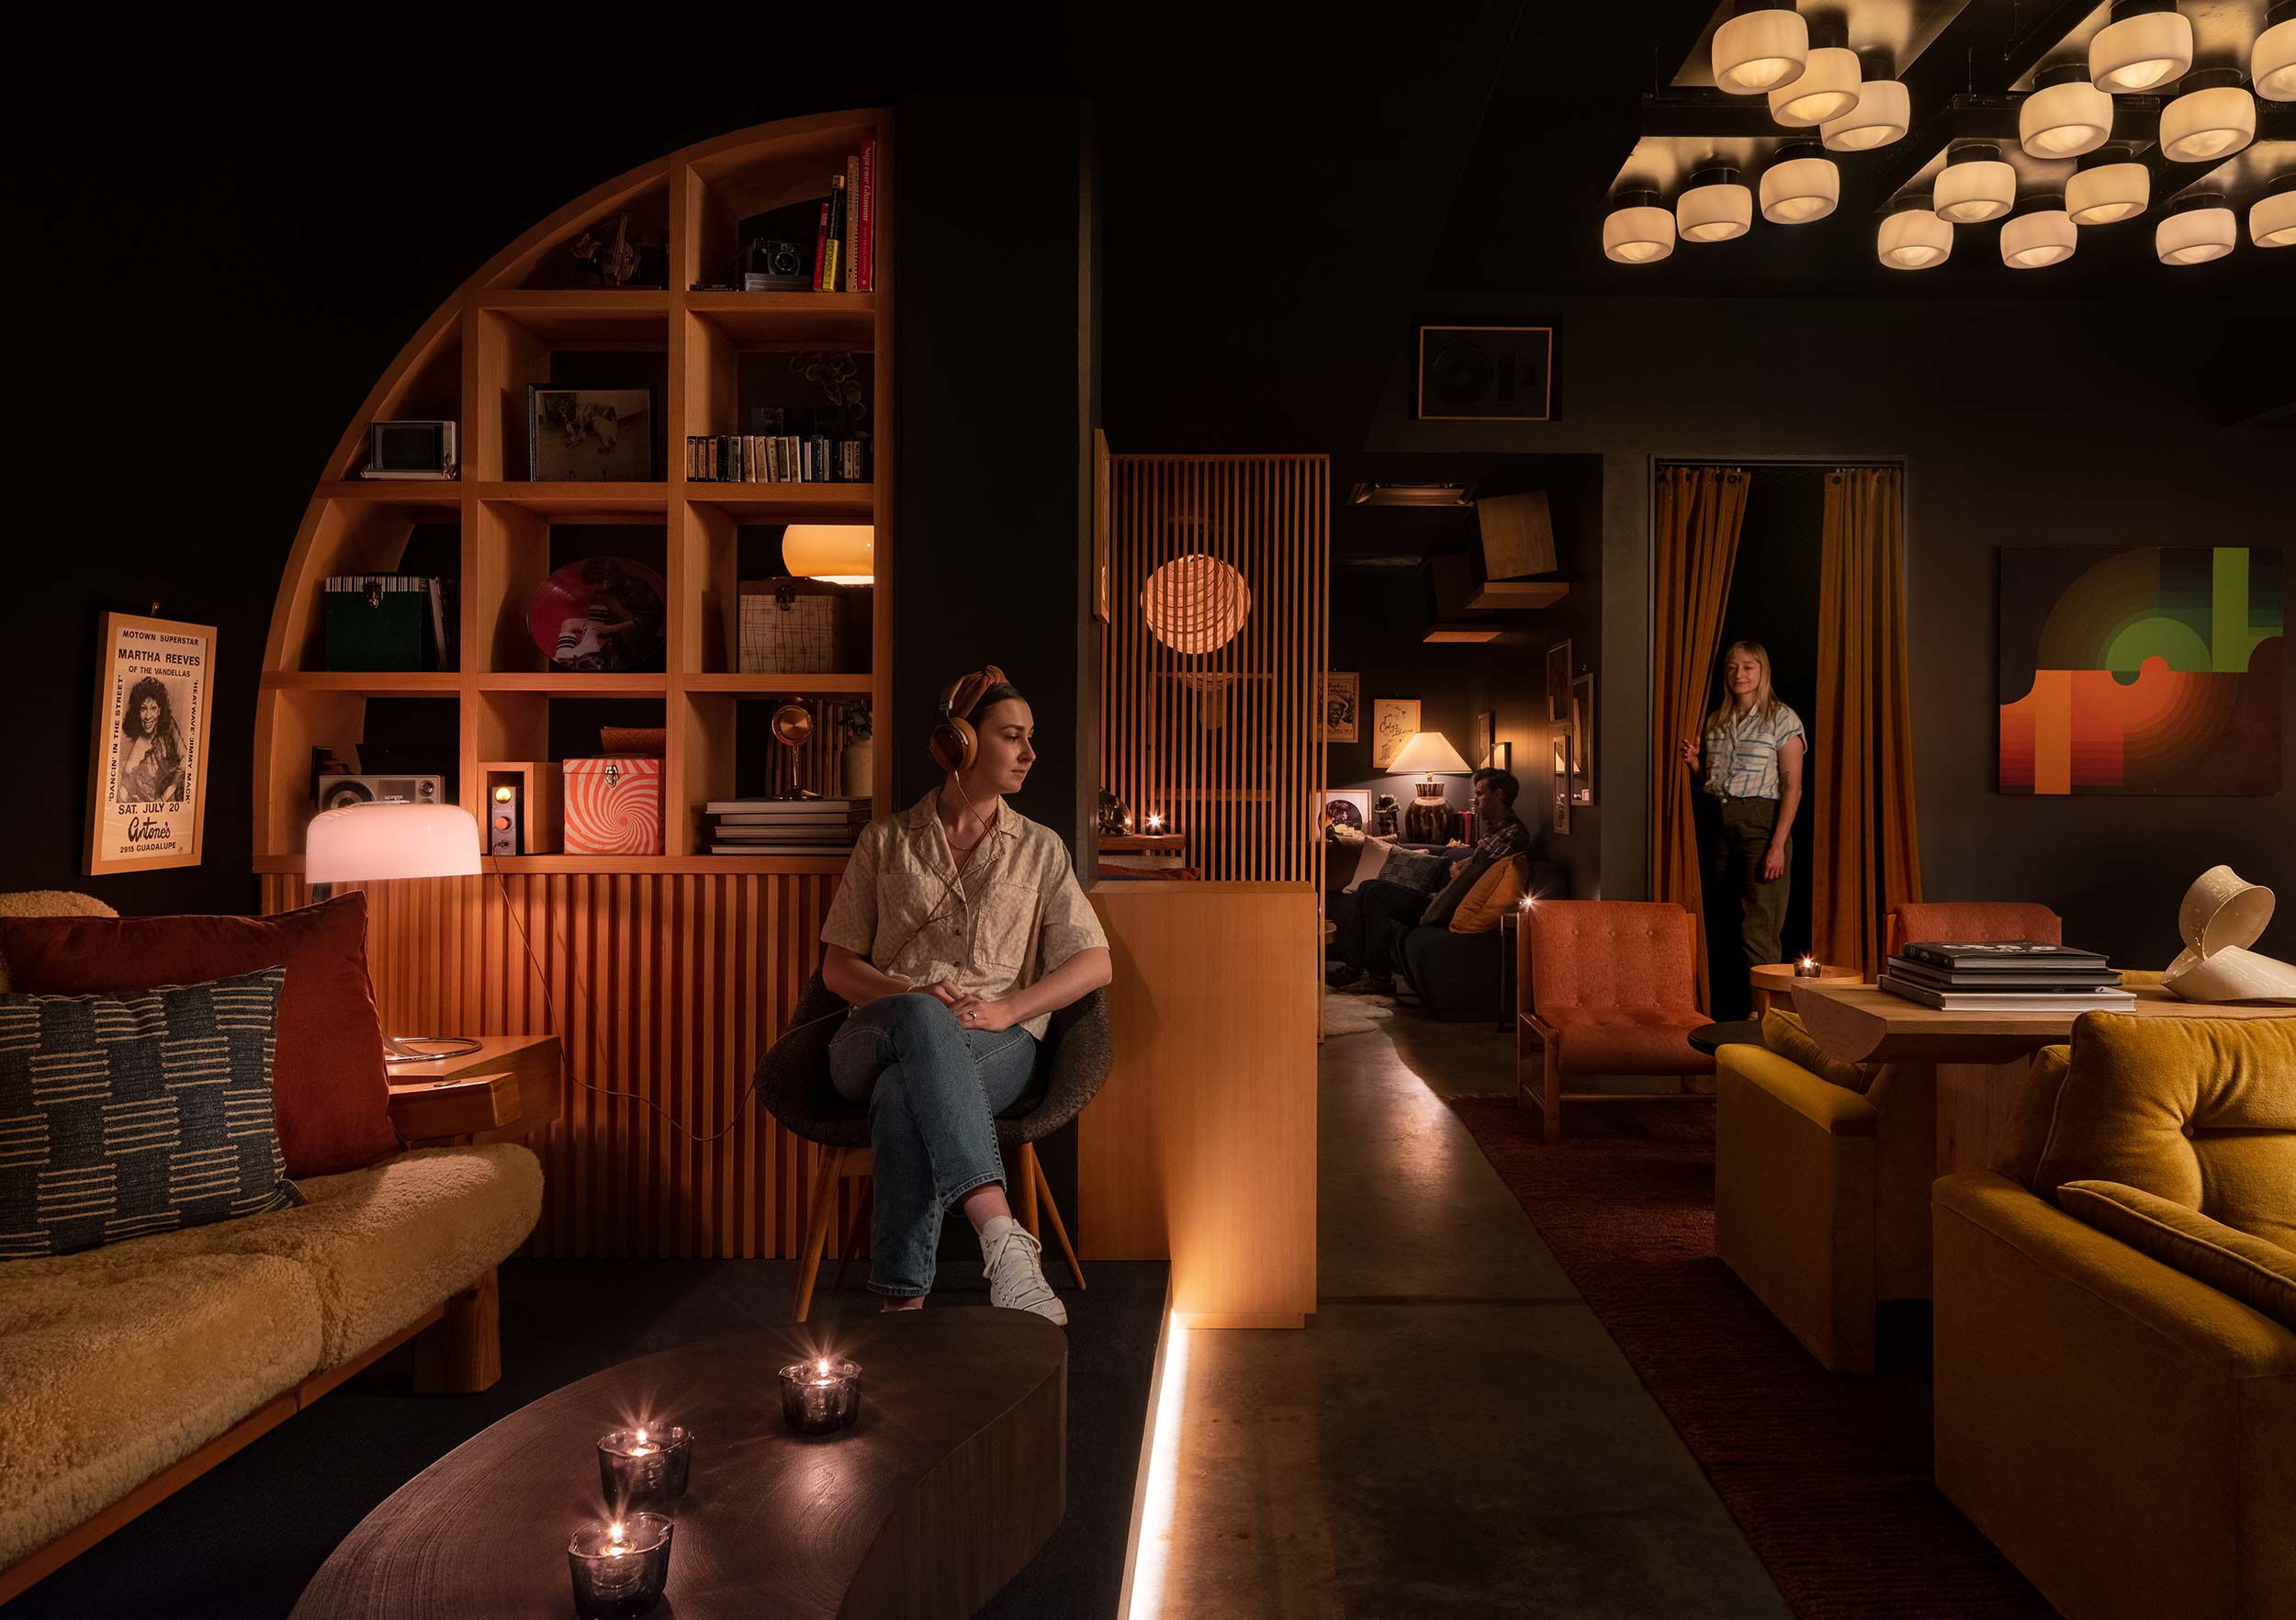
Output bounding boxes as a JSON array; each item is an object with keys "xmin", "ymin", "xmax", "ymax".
[
  {"xmin": 1389, "ymin": 729, "xmax": 1472, "ymax": 843},
  {"xmin": 306, "ymin": 802, "xmax": 484, "ymax": 1061}
]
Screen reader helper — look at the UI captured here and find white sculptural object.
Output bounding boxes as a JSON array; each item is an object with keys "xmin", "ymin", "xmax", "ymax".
[{"xmin": 2163, "ymin": 865, "xmax": 2296, "ymax": 1004}]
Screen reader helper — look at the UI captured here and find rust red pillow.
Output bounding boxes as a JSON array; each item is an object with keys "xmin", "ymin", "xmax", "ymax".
[{"xmin": 0, "ymin": 894, "xmax": 400, "ymax": 1176}]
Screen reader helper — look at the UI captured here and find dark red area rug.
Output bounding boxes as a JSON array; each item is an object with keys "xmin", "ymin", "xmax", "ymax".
[{"xmin": 1448, "ymin": 1097, "xmax": 2054, "ymax": 1620}]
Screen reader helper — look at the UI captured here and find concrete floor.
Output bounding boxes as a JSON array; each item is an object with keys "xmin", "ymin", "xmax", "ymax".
[{"xmin": 1154, "ymin": 1012, "xmax": 1790, "ymax": 1619}]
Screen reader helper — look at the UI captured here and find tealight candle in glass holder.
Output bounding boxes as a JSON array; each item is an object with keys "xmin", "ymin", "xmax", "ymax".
[
  {"xmin": 596, "ymin": 1423, "xmax": 692, "ymax": 1509},
  {"xmin": 1794, "ymin": 955, "xmax": 1823, "ymax": 978},
  {"xmin": 568, "ymin": 1513, "xmax": 673, "ymax": 1620},
  {"xmin": 779, "ymin": 1356, "xmax": 862, "ymax": 1435}
]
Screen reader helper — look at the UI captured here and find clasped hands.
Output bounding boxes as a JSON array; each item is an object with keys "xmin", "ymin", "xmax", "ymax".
[{"xmin": 921, "ymin": 979, "xmax": 1018, "ymax": 1032}]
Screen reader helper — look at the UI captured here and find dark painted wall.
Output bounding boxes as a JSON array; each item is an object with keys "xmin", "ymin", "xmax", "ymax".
[{"xmin": 1366, "ymin": 295, "xmax": 2291, "ymax": 968}]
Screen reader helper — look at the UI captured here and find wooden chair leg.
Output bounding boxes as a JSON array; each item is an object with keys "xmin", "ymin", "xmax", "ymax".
[
  {"xmin": 414, "ymin": 1267, "xmax": 501, "ymax": 1394},
  {"xmin": 795, "ymin": 1147, "xmax": 844, "ymax": 1324},
  {"xmin": 1015, "ymin": 1142, "xmax": 1041, "ymax": 1240},
  {"xmin": 832, "ymin": 1176, "xmax": 873, "ymax": 1292},
  {"xmin": 1031, "ymin": 1148, "xmax": 1086, "ymax": 1289},
  {"xmin": 1542, "ymin": 1040, "xmax": 1563, "ymax": 1145}
]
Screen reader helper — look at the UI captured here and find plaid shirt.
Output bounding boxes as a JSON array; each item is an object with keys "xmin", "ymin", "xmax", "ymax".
[{"xmin": 1704, "ymin": 703, "xmax": 1806, "ymax": 801}]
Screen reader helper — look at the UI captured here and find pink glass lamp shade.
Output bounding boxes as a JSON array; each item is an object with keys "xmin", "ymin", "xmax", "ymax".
[{"xmin": 307, "ymin": 803, "xmax": 482, "ymax": 883}]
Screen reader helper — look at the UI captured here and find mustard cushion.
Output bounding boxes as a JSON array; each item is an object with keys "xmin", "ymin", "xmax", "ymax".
[
  {"xmin": 1761, "ymin": 1007, "xmax": 1881, "ymax": 1095},
  {"xmin": 2059, "ymin": 1177, "xmax": 2296, "ymax": 1333},
  {"xmin": 1450, "ymin": 856, "xmax": 1528, "ymax": 934},
  {"xmin": 2036, "ymin": 1011, "xmax": 2296, "ymax": 1251},
  {"xmin": 1991, "ymin": 1043, "xmax": 2071, "ymax": 1189}
]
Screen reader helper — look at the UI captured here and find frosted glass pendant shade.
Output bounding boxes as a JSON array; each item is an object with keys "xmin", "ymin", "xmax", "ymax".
[
  {"xmin": 782, "ymin": 524, "xmax": 874, "ymax": 583},
  {"xmin": 1935, "ymin": 147, "xmax": 2016, "ymax": 222},
  {"xmin": 2020, "ymin": 73, "xmax": 2114, "ymax": 157},
  {"xmin": 1677, "ymin": 170, "xmax": 1752, "ymax": 242},
  {"xmin": 1822, "ymin": 78, "xmax": 1908, "ymax": 149},
  {"xmin": 2001, "ymin": 204, "xmax": 2077, "ymax": 266},
  {"xmin": 1713, "ymin": 6, "xmax": 1809, "ymax": 93},
  {"xmin": 2250, "ymin": 181, "xmax": 2296, "ymax": 246},
  {"xmin": 2156, "ymin": 197, "xmax": 2235, "ymax": 263},
  {"xmin": 1603, "ymin": 193, "xmax": 1674, "ymax": 263},
  {"xmin": 2066, "ymin": 153, "xmax": 2149, "ymax": 224},
  {"xmin": 1877, "ymin": 202, "xmax": 1953, "ymax": 268},
  {"xmin": 1769, "ymin": 47, "xmax": 1862, "ymax": 125},
  {"xmin": 2257, "ymin": 9, "xmax": 2296, "ymax": 100},
  {"xmin": 2160, "ymin": 77, "xmax": 2255, "ymax": 161},
  {"xmin": 2089, "ymin": 5, "xmax": 2193, "ymax": 91},
  {"xmin": 1760, "ymin": 146, "xmax": 1838, "ymax": 222}
]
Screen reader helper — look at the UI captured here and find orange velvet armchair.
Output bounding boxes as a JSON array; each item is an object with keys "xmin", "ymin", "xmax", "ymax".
[
  {"xmin": 1883, "ymin": 902, "xmax": 2062, "ymax": 960},
  {"xmin": 1518, "ymin": 901, "xmax": 1716, "ymax": 1144}
]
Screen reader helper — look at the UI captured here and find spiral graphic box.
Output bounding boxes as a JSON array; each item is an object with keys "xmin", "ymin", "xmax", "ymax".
[{"xmin": 562, "ymin": 756, "xmax": 665, "ymax": 855}]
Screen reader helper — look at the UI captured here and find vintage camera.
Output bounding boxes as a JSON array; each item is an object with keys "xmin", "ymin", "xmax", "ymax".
[{"xmin": 756, "ymin": 240, "xmax": 805, "ymax": 278}]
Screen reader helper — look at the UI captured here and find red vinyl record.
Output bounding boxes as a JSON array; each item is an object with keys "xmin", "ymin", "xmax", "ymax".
[{"xmin": 527, "ymin": 557, "xmax": 667, "ymax": 672}]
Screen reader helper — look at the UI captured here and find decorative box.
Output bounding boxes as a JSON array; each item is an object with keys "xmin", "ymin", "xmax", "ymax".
[
  {"xmin": 739, "ymin": 579, "xmax": 850, "ymax": 674},
  {"xmin": 563, "ymin": 757, "xmax": 664, "ymax": 855}
]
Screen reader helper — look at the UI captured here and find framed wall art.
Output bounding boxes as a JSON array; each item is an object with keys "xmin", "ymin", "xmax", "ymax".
[
  {"xmin": 1546, "ymin": 639, "xmax": 1572, "ymax": 723},
  {"xmin": 1322, "ymin": 671, "xmax": 1360, "ymax": 743},
  {"xmin": 1570, "ymin": 670, "xmax": 1595, "ymax": 805},
  {"xmin": 84, "ymin": 611, "xmax": 215, "ymax": 875},
  {"xmin": 1548, "ymin": 726, "xmax": 1572, "ymax": 835},
  {"xmin": 1474, "ymin": 709, "xmax": 1497, "ymax": 769},
  {"xmin": 1371, "ymin": 696, "xmax": 1420, "ymax": 770},
  {"xmin": 1316, "ymin": 789, "xmax": 1370, "ymax": 831}
]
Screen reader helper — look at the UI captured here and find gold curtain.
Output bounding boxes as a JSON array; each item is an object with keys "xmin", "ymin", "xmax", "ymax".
[
  {"xmin": 1649, "ymin": 465, "xmax": 1750, "ymax": 1008},
  {"xmin": 1812, "ymin": 466, "xmax": 1923, "ymax": 974}
]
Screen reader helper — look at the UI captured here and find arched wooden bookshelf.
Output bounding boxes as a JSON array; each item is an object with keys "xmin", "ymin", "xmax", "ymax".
[{"xmin": 256, "ymin": 113, "xmax": 892, "ymax": 1259}]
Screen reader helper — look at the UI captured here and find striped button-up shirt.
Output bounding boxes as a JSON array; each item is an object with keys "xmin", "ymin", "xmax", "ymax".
[{"xmin": 1704, "ymin": 703, "xmax": 1806, "ymax": 801}]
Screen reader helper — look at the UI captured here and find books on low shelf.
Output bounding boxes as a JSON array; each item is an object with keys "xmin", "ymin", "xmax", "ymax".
[
  {"xmin": 1878, "ymin": 939, "xmax": 2135, "ymax": 1012},
  {"xmin": 701, "ymin": 796, "xmax": 870, "ymax": 857}
]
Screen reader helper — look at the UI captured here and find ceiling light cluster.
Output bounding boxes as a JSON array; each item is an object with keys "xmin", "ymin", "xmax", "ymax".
[{"xmin": 1712, "ymin": 4, "xmax": 1909, "ymax": 149}]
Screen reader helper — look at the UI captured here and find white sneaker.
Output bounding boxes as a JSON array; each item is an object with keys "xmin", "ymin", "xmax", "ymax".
[{"xmin": 980, "ymin": 1216, "xmax": 1067, "ymax": 1325}]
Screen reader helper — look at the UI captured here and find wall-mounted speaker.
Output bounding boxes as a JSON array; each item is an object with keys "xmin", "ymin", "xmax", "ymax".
[{"xmin": 1416, "ymin": 324, "xmax": 1556, "ymax": 421}]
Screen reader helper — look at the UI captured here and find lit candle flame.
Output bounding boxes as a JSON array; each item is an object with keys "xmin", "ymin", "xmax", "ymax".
[
  {"xmin": 608, "ymin": 1521, "xmax": 628, "ymax": 1555},
  {"xmin": 816, "ymin": 1356, "xmax": 831, "ymax": 1377},
  {"xmin": 635, "ymin": 1426, "xmax": 647, "ymax": 1445},
  {"xmin": 1145, "ymin": 811, "xmax": 1164, "ymax": 832},
  {"xmin": 1800, "ymin": 955, "xmax": 1816, "ymax": 969}
]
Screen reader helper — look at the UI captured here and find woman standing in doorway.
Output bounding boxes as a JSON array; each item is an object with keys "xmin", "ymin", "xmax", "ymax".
[{"xmin": 1677, "ymin": 641, "xmax": 1805, "ymax": 1002}]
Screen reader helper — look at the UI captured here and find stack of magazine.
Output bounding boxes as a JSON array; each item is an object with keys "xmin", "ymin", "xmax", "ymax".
[
  {"xmin": 703, "ymin": 796, "xmax": 870, "ymax": 856},
  {"xmin": 1879, "ymin": 940, "xmax": 2136, "ymax": 1011}
]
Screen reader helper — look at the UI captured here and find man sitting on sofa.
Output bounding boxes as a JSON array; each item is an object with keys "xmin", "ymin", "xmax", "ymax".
[{"xmin": 1329, "ymin": 768, "xmax": 1527, "ymax": 995}]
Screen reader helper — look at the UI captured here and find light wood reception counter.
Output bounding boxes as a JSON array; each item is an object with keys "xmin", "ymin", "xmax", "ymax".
[{"xmin": 1081, "ymin": 882, "xmax": 1318, "ymax": 1328}]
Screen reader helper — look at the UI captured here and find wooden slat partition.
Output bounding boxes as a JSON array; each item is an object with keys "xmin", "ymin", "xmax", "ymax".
[
  {"xmin": 263, "ymin": 872, "xmax": 848, "ymax": 1260},
  {"xmin": 1099, "ymin": 451, "xmax": 1329, "ymax": 888}
]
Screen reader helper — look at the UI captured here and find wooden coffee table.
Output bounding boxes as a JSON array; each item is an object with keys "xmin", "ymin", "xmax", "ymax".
[{"xmin": 290, "ymin": 1310, "xmax": 1066, "ymax": 1620}]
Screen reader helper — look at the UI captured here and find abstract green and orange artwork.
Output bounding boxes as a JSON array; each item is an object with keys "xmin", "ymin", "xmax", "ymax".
[{"xmin": 1999, "ymin": 546, "xmax": 2282, "ymax": 795}]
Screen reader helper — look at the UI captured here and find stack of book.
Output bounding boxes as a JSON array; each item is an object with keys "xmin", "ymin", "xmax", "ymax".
[
  {"xmin": 685, "ymin": 406, "xmax": 869, "ymax": 485},
  {"xmin": 703, "ymin": 797, "xmax": 870, "ymax": 856},
  {"xmin": 1879, "ymin": 940, "xmax": 2137, "ymax": 1011},
  {"xmin": 811, "ymin": 139, "xmax": 877, "ymax": 293}
]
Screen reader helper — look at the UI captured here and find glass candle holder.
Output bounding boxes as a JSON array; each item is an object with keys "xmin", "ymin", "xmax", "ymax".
[
  {"xmin": 1795, "ymin": 956, "xmax": 1824, "ymax": 978},
  {"xmin": 779, "ymin": 1356, "xmax": 863, "ymax": 1435},
  {"xmin": 596, "ymin": 1424, "xmax": 692, "ymax": 1510},
  {"xmin": 568, "ymin": 1513, "xmax": 673, "ymax": 1620}
]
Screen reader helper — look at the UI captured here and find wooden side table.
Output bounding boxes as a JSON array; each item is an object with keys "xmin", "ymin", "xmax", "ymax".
[
  {"xmin": 1747, "ymin": 961, "xmax": 1858, "ymax": 1014},
  {"xmin": 386, "ymin": 1035, "xmax": 562, "ymax": 1147}
]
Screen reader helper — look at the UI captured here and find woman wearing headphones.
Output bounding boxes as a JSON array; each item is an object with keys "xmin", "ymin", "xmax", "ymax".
[{"xmin": 818, "ymin": 666, "xmax": 1111, "ymax": 1323}]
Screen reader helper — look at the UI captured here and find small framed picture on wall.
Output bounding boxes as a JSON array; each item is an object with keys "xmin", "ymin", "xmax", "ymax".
[
  {"xmin": 84, "ymin": 611, "xmax": 215, "ymax": 875},
  {"xmin": 1549, "ymin": 725, "xmax": 1571, "ymax": 836},
  {"xmin": 1316, "ymin": 789, "xmax": 1370, "ymax": 831},
  {"xmin": 1371, "ymin": 696, "xmax": 1420, "ymax": 770},
  {"xmin": 1570, "ymin": 670, "xmax": 1595, "ymax": 806},
  {"xmin": 1546, "ymin": 640, "xmax": 1572, "ymax": 723},
  {"xmin": 1321, "ymin": 671, "xmax": 1359, "ymax": 743},
  {"xmin": 1475, "ymin": 709, "xmax": 1496, "ymax": 768}
]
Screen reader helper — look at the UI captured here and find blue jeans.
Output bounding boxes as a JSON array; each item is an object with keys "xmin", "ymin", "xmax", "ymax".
[{"xmin": 828, "ymin": 994, "xmax": 1039, "ymax": 1297}]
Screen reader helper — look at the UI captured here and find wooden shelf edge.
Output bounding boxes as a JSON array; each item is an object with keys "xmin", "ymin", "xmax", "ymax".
[
  {"xmin": 311, "ymin": 480, "xmax": 466, "ymax": 507},
  {"xmin": 476, "ymin": 289, "xmax": 671, "ymax": 311},
  {"xmin": 686, "ymin": 291, "xmax": 874, "ymax": 314},
  {"xmin": 474, "ymin": 674, "xmax": 670, "ymax": 695},
  {"xmin": 255, "ymin": 854, "xmax": 850, "ymax": 877},
  {"xmin": 261, "ymin": 671, "xmax": 464, "ymax": 693},
  {"xmin": 678, "ymin": 673, "xmax": 872, "ymax": 693},
  {"xmin": 470, "ymin": 482, "xmax": 670, "ymax": 509}
]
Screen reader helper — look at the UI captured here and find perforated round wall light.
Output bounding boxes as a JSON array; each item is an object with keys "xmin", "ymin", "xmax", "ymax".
[
  {"xmin": 1822, "ymin": 73, "xmax": 1908, "ymax": 150},
  {"xmin": 1934, "ymin": 144, "xmax": 2017, "ymax": 223},
  {"xmin": 1761, "ymin": 142, "xmax": 1839, "ymax": 222},
  {"xmin": 1603, "ymin": 189, "xmax": 1675, "ymax": 263},
  {"xmin": 2089, "ymin": 0, "xmax": 2194, "ymax": 92},
  {"xmin": 1876, "ymin": 197, "xmax": 1953, "ymax": 268},
  {"xmin": 2156, "ymin": 192, "xmax": 2236, "ymax": 263},
  {"xmin": 2001, "ymin": 197, "xmax": 2078, "ymax": 266},
  {"xmin": 2067, "ymin": 145, "xmax": 2151, "ymax": 224},
  {"xmin": 2253, "ymin": 174, "xmax": 2296, "ymax": 246},
  {"xmin": 1712, "ymin": 2, "xmax": 1809, "ymax": 94},
  {"xmin": 2020, "ymin": 63, "xmax": 2115, "ymax": 157},
  {"xmin": 1769, "ymin": 45, "xmax": 1863, "ymax": 126},
  {"xmin": 1677, "ymin": 167, "xmax": 1753, "ymax": 242},
  {"xmin": 1141, "ymin": 553, "xmax": 1252, "ymax": 654},
  {"xmin": 2160, "ymin": 70, "xmax": 2256, "ymax": 162},
  {"xmin": 2257, "ymin": 2, "xmax": 2296, "ymax": 99}
]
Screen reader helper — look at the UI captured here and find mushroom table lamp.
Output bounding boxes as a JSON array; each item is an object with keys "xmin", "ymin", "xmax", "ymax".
[
  {"xmin": 1389, "ymin": 729, "xmax": 1473, "ymax": 843},
  {"xmin": 306, "ymin": 801, "xmax": 485, "ymax": 1060}
]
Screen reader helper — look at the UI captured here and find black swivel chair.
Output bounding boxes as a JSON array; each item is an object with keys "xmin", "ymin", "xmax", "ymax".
[{"xmin": 754, "ymin": 972, "xmax": 1113, "ymax": 1322}]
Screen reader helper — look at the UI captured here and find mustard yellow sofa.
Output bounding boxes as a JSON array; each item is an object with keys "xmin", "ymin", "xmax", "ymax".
[
  {"xmin": 1715, "ymin": 1010, "xmax": 1934, "ymax": 1373},
  {"xmin": 1934, "ymin": 1012, "xmax": 2296, "ymax": 1620},
  {"xmin": 0, "ymin": 894, "xmax": 544, "ymax": 1602}
]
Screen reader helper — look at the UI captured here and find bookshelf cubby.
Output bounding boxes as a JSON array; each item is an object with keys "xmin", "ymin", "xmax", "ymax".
[{"xmin": 258, "ymin": 113, "xmax": 892, "ymax": 878}]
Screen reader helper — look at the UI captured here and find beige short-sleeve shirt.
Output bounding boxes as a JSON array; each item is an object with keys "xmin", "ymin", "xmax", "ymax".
[{"xmin": 820, "ymin": 790, "xmax": 1109, "ymax": 1040}]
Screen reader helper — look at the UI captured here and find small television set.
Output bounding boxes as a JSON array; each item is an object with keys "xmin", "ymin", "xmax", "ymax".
[{"xmin": 362, "ymin": 420, "xmax": 458, "ymax": 480}]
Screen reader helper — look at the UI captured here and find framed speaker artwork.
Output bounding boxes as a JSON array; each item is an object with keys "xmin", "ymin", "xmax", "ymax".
[
  {"xmin": 1416, "ymin": 322, "xmax": 1557, "ymax": 421},
  {"xmin": 84, "ymin": 612, "xmax": 215, "ymax": 875}
]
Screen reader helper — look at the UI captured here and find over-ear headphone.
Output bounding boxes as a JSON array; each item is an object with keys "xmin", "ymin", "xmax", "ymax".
[{"xmin": 929, "ymin": 664, "xmax": 1007, "ymax": 775}]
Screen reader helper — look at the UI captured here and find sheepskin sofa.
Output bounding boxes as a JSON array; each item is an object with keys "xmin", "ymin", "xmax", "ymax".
[{"xmin": 0, "ymin": 893, "xmax": 545, "ymax": 1595}]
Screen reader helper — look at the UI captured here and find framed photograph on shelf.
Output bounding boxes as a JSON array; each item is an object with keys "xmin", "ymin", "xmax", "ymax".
[
  {"xmin": 1371, "ymin": 696, "xmax": 1420, "ymax": 770},
  {"xmin": 1549, "ymin": 725, "xmax": 1571, "ymax": 836},
  {"xmin": 1487, "ymin": 740, "xmax": 1511, "ymax": 772},
  {"xmin": 1570, "ymin": 670, "xmax": 1595, "ymax": 805},
  {"xmin": 1321, "ymin": 671, "xmax": 1360, "ymax": 743},
  {"xmin": 84, "ymin": 611, "xmax": 215, "ymax": 876},
  {"xmin": 1475, "ymin": 709, "xmax": 1497, "ymax": 769},
  {"xmin": 1316, "ymin": 789, "xmax": 1371, "ymax": 832},
  {"xmin": 1546, "ymin": 640, "xmax": 1571, "ymax": 723},
  {"xmin": 528, "ymin": 386, "xmax": 653, "ymax": 481}
]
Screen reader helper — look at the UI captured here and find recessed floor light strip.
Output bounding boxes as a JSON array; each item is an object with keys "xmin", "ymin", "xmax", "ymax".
[{"xmin": 1116, "ymin": 1299, "xmax": 1191, "ymax": 1620}]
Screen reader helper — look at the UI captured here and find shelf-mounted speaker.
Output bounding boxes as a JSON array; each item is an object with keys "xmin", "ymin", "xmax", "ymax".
[{"xmin": 1416, "ymin": 324, "xmax": 1556, "ymax": 421}]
